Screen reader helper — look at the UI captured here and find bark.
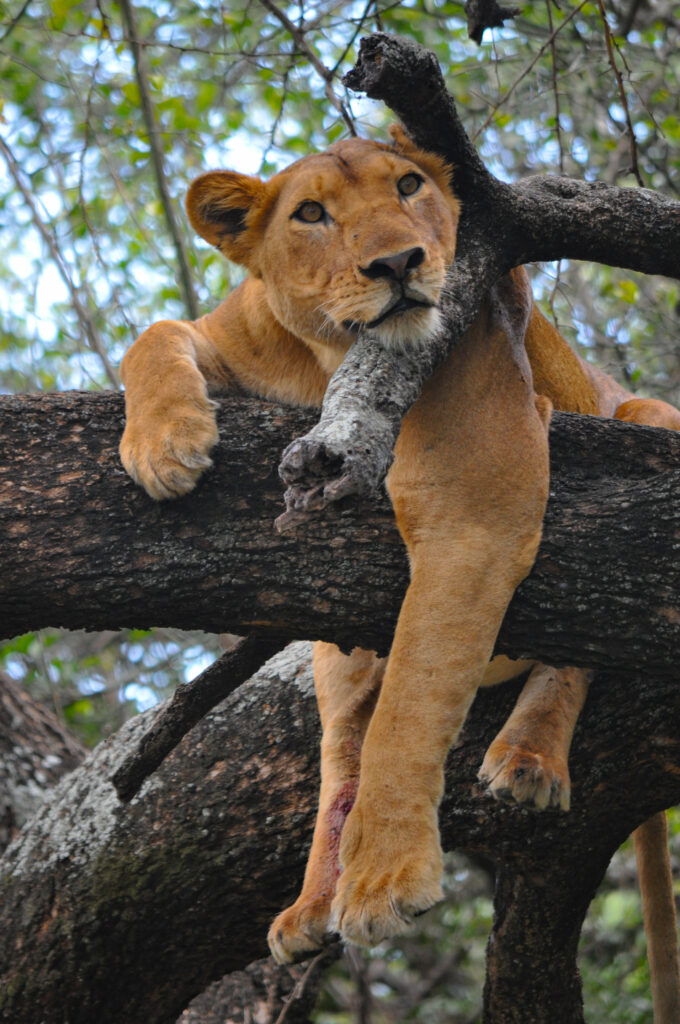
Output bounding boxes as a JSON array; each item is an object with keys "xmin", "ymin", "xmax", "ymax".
[
  {"xmin": 278, "ymin": 33, "xmax": 680, "ymax": 516},
  {"xmin": 178, "ymin": 951, "xmax": 339, "ymax": 1024},
  {"xmin": 1, "ymin": 644, "xmax": 679, "ymax": 1024},
  {"xmin": 0, "ymin": 672, "xmax": 85, "ymax": 852},
  {"xmin": 112, "ymin": 636, "xmax": 283, "ymax": 801},
  {"xmin": 0, "ymin": 390, "xmax": 678, "ymax": 677},
  {"xmin": 0, "ymin": 666, "xmax": 328, "ymax": 1023}
]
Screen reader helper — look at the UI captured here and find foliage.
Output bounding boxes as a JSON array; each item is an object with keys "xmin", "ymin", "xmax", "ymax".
[{"xmin": 0, "ymin": 0, "xmax": 678, "ymax": 1020}]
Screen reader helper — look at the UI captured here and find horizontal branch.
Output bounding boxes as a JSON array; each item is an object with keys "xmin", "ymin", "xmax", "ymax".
[{"xmin": 1, "ymin": 389, "xmax": 679, "ymax": 677}]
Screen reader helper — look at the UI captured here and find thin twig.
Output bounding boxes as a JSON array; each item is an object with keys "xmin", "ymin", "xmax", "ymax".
[
  {"xmin": 346, "ymin": 945, "xmax": 372, "ymax": 1024},
  {"xmin": 0, "ymin": 0, "xmax": 31, "ymax": 43},
  {"xmin": 273, "ymin": 951, "xmax": 329, "ymax": 1024},
  {"xmin": 472, "ymin": 0, "xmax": 588, "ymax": 142},
  {"xmin": 595, "ymin": 0, "xmax": 644, "ymax": 186},
  {"xmin": 258, "ymin": 0, "xmax": 357, "ymax": 136},
  {"xmin": 118, "ymin": 0, "xmax": 199, "ymax": 319},
  {"xmin": 330, "ymin": 0, "xmax": 378, "ymax": 77},
  {"xmin": 0, "ymin": 133, "xmax": 120, "ymax": 387},
  {"xmin": 546, "ymin": 0, "xmax": 565, "ymax": 174}
]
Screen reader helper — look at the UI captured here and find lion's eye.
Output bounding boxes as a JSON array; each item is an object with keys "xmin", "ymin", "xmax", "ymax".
[
  {"xmin": 397, "ymin": 173, "xmax": 423, "ymax": 197},
  {"xmin": 293, "ymin": 201, "xmax": 326, "ymax": 223}
]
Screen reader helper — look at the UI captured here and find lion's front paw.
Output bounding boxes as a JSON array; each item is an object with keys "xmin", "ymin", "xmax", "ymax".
[
  {"xmin": 120, "ymin": 398, "xmax": 219, "ymax": 500},
  {"xmin": 268, "ymin": 894, "xmax": 336, "ymax": 964},
  {"xmin": 478, "ymin": 739, "xmax": 571, "ymax": 811},
  {"xmin": 328, "ymin": 802, "xmax": 443, "ymax": 947}
]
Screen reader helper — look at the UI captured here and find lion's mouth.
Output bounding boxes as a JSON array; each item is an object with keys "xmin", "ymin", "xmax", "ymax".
[
  {"xmin": 343, "ymin": 296, "xmax": 434, "ymax": 333},
  {"xmin": 367, "ymin": 296, "xmax": 433, "ymax": 329}
]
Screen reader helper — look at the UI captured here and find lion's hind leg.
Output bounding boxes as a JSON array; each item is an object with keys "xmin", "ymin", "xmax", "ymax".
[
  {"xmin": 268, "ymin": 643, "xmax": 384, "ymax": 964},
  {"xmin": 614, "ymin": 396, "xmax": 680, "ymax": 431},
  {"xmin": 613, "ymin": 393, "xmax": 680, "ymax": 1024},
  {"xmin": 478, "ymin": 664, "xmax": 592, "ymax": 811}
]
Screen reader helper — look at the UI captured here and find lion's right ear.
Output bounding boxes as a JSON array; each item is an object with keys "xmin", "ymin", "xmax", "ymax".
[{"xmin": 186, "ymin": 171, "xmax": 269, "ymax": 271}]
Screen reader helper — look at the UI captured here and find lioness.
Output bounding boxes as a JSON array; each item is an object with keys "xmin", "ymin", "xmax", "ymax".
[{"xmin": 120, "ymin": 130, "xmax": 680, "ymax": 1006}]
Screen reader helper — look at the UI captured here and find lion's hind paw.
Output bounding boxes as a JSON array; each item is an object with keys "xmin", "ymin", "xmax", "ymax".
[
  {"xmin": 268, "ymin": 895, "xmax": 337, "ymax": 965},
  {"xmin": 478, "ymin": 741, "xmax": 571, "ymax": 811}
]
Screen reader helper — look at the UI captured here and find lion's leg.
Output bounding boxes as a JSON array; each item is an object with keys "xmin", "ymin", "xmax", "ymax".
[
  {"xmin": 614, "ymin": 395, "xmax": 680, "ymax": 1023},
  {"xmin": 329, "ymin": 531, "xmax": 544, "ymax": 948},
  {"xmin": 119, "ymin": 321, "xmax": 231, "ymax": 500},
  {"xmin": 478, "ymin": 664, "xmax": 592, "ymax": 811},
  {"xmin": 268, "ymin": 642, "xmax": 385, "ymax": 963},
  {"xmin": 614, "ymin": 396, "xmax": 680, "ymax": 430}
]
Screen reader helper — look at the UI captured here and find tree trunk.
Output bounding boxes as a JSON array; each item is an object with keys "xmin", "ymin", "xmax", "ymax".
[
  {"xmin": 1, "ymin": 643, "xmax": 679, "ymax": 1024},
  {"xmin": 0, "ymin": 671, "xmax": 85, "ymax": 851},
  {"xmin": 0, "ymin": 390, "xmax": 679, "ymax": 675}
]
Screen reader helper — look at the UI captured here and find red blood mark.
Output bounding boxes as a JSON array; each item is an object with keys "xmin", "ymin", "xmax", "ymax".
[{"xmin": 325, "ymin": 782, "xmax": 357, "ymax": 876}]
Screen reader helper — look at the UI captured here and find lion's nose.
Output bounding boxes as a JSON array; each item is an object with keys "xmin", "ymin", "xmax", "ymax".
[{"xmin": 360, "ymin": 247, "xmax": 425, "ymax": 281}]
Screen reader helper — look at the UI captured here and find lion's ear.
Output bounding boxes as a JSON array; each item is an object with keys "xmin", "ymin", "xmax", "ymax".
[{"xmin": 186, "ymin": 171, "xmax": 269, "ymax": 271}]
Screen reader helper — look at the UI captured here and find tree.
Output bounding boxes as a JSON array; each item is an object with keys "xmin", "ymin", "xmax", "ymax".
[
  {"xmin": 1, "ymin": 2, "xmax": 679, "ymax": 1021},
  {"xmin": 0, "ymin": 382, "xmax": 679, "ymax": 1022}
]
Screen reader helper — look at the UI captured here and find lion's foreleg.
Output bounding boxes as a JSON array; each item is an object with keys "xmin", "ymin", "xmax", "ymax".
[
  {"xmin": 119, "ymin": 321, "xmax": 228, "ymax": 500},
  {"xmin": 329, "ymin": 529, "xmax": 545, "ymax": 947}
]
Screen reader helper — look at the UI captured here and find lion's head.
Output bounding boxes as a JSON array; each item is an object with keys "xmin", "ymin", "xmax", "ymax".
[{"xmin": 186, "ymin": 129, "xmax": 460, "ymax": 350}]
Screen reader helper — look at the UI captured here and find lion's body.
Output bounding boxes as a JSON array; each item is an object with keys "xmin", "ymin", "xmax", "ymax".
[{"xmin": 120, "ymin": 133, "xmax": 680, "ymax": 1018}]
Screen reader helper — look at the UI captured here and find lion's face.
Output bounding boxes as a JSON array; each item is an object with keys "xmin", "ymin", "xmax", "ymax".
[{"xmin": 186, "ymin": 132, "xmax": 460, "ymax": 350}]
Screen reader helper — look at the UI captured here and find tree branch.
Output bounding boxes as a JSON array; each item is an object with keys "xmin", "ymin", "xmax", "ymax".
[
  {"xmin": 2, "ymin": 643, "xmax": 680, "ymax": 1024},
  {"xmin": 0, "ymin": 389, "xmax": 679, "ymax": 677},
  {"xmin": 118, "ymin": 0, "xmax": 199, "ymax": 320},
  {"xmin": 277, "ymin": 33, "xmax": 680, "ymax": 518}
]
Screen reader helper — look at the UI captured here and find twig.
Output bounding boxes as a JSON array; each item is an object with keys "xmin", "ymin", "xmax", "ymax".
[
  {"xmin": 273, "ymin": 950, "xmax": 334, "ymax": 1024},
  {"xmin": 118, "ymin": 0, "xmax": 199, "ymax": 319},
  {"xmin": 258, "ymin": 0, "xmax": 357, "ymax": 136},
  {"xmin": 546, "ymin": 0, "xmax": 565, "ymax": 175},
  {"xmin": 0, "ymin": 0, "xmax": 31, "ymax": 43},
  {"xmin": 111, "ymin": 634, "xmax": 282, "ymax": 801},
  {"xmin": 346, "ymin": 945, "xmax": 372, "ymax": 1024},
  {"xmin": 0, "ymin": 133, "xmax": 120, "ymax": 387},
  {"xmin": 471, "ymin": 0, "xmax": 588, "ymax": 142},
  {"xmin": 596, "ymin": 0, "xmax": 644, "ymax": 186}
]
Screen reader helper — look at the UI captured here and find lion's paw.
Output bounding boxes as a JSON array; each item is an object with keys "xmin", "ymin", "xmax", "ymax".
[
  {"xmin": 478, "ymin": 739, "xmax": 571, "ymax": 811},
  {"xmin": 120, "ymin": 399, "xmax": 219, "ymax": 501},
  {"xmin": 328, "ymin": 803, "xmax": 443, "ymax": 947},
  {"xmin": 268, "ymin": 894, "xmax": 336, "ymax": 965}
]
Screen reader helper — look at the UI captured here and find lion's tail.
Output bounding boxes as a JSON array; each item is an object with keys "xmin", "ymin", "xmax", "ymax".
[{"xmin": 633, "ymin": 812, "xmax": 680, "ymax": 1024}]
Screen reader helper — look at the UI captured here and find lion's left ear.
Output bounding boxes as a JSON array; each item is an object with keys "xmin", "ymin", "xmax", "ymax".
[{"xmin": 186, "ymin": 170, "xmax": 271, "ymax": 272}]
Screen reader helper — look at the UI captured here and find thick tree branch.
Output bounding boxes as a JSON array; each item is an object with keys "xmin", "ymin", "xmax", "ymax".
[
  {"xmin": 1, "ymin": 389, "xmax": 679, "ymax": 1022},
  {"xmin": 1, "ymin": 389, "xmax": 679, "ymax": 677},
  {"xmin": 111, "ymin": 635, "xmax": 283, "ymax": 800},
  {"xmin": 0, "ymin": 667, "xmax": 329, "ymax": 1024},
  {"xmin": 2, "ymin": 644, "xmax": 680, "ymax": 1024},
  {"xmin": 278, "ymin": 33, "xmax": 680, "ymax": 517}
]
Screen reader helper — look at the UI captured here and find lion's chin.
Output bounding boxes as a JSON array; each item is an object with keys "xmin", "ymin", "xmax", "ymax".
[{"xmin": 371, "ymin": 305, "xmax": 443, "ymax": 350}]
